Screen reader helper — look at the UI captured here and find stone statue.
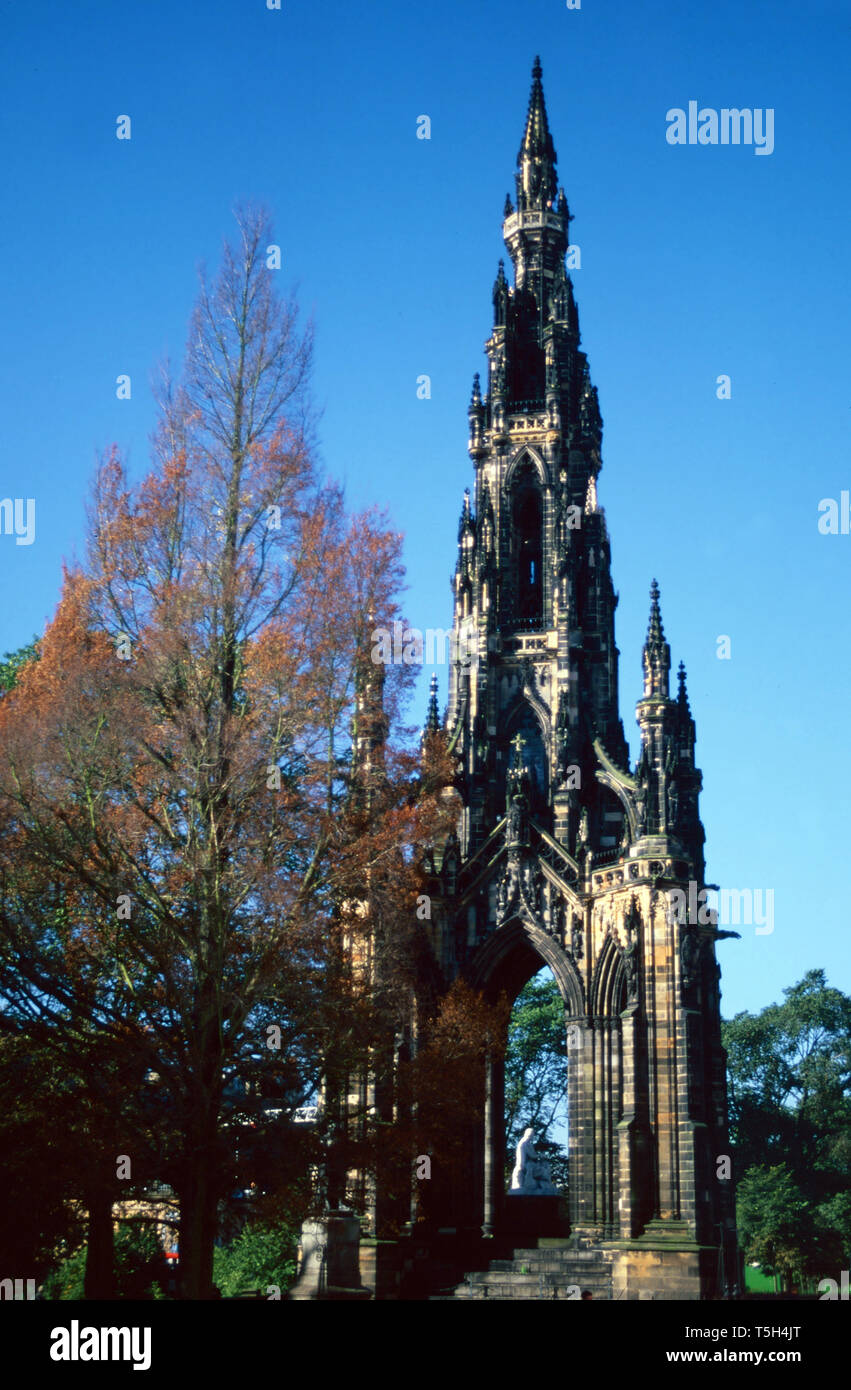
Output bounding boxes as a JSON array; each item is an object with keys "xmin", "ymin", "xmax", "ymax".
[
  {"xmin": 508, "ymin": 1127, "xmax": 559, "ymax": 1196},
  {"xmin": 680, "ymin": 927, "xmax": 700, "ymax": 986},
  {"xmin": 496, "ymin": 867, "xmax": 511, "ymax": 924},
  {"xmin": 623, "ymin": 924, "xmax": 640, "ymax": 1004},
  {"xmin": 634, "ymin": 783, "xmax": 647, "ymax": 836},
  {"xmin": 520, "ymin": 857, "xmax": 540, "ymax": 912},
  {"xmin": 506, "ymin": 795, "xmax": 526, "ymax": 846},
  {"xmin": 666, "ymin": 776, "xmax": 679, "ymax": 830},
  {"xmin": 549, "ymin": 893, "xmax": 565, "ymax": 939}
]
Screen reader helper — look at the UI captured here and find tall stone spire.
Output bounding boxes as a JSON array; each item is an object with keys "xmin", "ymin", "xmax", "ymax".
[
  {"xmin": 349, "ymin": 61, "xmax": 733, "ymax": 1301},
  {"xmin": 424, "ymin": 672, "xmax": 440, "ymax": 734},
  {"xmin": 515, "ymin": 56, "xmax": 558, "ymax": 211},
  {"xmin": 350, "ymin": 634, "xmax": 387, "ymax": 814},
  {"xmin": 502, "ymin": 58, "xmax": 571, "ymax": 308},
  {"xmin": 441, "ymin": 56, "xmax": 626, "ymax": 844}
]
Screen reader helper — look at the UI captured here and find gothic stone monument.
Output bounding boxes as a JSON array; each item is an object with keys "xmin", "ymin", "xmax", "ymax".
[{"xmin": 354, "ymin": 59, "xmax": 738, "ymax": 1301}]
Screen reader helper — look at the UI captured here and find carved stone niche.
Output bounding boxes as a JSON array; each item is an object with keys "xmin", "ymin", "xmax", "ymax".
[
  {"xmin": 548, "ymin": 890, "xmax": 565, "ymax": 939},
  {"xmin": 679, "ymin": 926, "xmax": 702, "ymax": 995}
]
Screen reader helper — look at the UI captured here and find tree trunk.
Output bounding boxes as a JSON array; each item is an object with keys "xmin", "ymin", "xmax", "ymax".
[
  {"xmin": 177, "ymin": 1103, "xmax": 221, "ymax": 1299},
  {"xmin": 84, "ymin": 1188, "xmax": 115, "ymax": 1300}
]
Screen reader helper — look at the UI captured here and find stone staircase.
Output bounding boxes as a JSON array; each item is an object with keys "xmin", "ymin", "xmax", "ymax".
[{"xmin": 433, "ymin": 1238, "xmax": 614, "ymax": 1300}]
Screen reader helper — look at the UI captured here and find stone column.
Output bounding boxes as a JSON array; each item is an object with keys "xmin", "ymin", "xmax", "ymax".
[
  {"xmin": 617, "ymin": 999, "xmax": 651, "ymax": 1237},
  {"xmin": 567, "ymin": 1014, "xmax": 593, "ymax": 1231},
  {"xmin": 482, "ymin": 1050, "xmax": 494, "ymax": 1237}
]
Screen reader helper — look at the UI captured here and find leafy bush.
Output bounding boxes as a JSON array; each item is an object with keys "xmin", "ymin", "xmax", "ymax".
[
  {"xmin": 213, "ymin": 1221, "xmax": 298, "ymax": 1297},
  {"xmin": 42, "ymin": 1222, "xmax": 169, "ymax": 1300}
]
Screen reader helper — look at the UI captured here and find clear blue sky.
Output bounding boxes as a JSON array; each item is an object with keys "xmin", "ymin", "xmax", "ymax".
[{"xmin": 1, "ymin": 0, "xmax": 849, "ymax": 1019}]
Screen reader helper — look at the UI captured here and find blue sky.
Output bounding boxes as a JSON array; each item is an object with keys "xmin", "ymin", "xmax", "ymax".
[{"xmin": 1, "ymin": 0, "xmax": 849, "ymax": 1019}]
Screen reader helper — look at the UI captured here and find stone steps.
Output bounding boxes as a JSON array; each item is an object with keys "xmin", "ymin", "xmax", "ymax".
[
  {"xmin": 435, "ymin": 1239, "xmax": 614, "ymax": 1301},
  {"xmin": 452, "ymin": 1282, "xmax": 606, "ymax": 1300},
  {"xmin": 495, "ymin": 1251, "xmax": 607, "ymax": 1266}
]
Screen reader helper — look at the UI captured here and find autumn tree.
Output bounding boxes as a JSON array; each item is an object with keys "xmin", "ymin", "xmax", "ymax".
[
  {"xmin": 0, "ymin": 206, "xmax": 447, "ymax": 1298},
  {"xmin": 348, "ymin": 978, "xmax": 511, "ymax": 1233}
]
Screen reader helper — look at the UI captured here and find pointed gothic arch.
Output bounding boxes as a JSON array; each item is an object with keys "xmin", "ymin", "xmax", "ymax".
[
  {"xmin": 500, "ymin": 699, "xmax": 549, "ymax": 808},
  {"xmin": 504, "ymin": 446, "xmax": 548, "ymax": 491},
  {"xmin": 513, "ymin": 502, "xmax": 542, "ymax": 624},
  {"xmin": 466, "ymin": 913, "xmax": 585, "ymax": 1019},
  {"xmin": 590, "ymin": 932, "xmax": 629, "ymax": 1019},
  {"xmin": 463, "ymin": 913, "xmax": 585, "ymax": 1238}
]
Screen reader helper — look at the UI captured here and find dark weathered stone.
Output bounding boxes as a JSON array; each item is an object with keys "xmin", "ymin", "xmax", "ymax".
[{"xmin": 348, "ymin": 58, "xmax": 739, "ymax": 1302}]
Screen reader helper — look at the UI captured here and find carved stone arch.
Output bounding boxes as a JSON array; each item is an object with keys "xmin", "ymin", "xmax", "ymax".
[
  {"xmin": 467, "ymin": 915, "xmax": 585, "ymax": 1018},
  {"xmin": 499, "ymin": 691, "xmax": 551, "ymax": 749},
  {"xmin": 590, "ymin": 932, "xmax": 628, "ymax": 1018},
  {"xmin": 504, "ymin": 446, "xmax": 548, "ymax": 491}
]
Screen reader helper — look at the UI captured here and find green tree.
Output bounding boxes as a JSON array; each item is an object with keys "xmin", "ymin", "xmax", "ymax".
[
  {"xmin": 723, "ymin": 970, "xmax": 851, "ymax": 1187},
  {"xmin": 735, "ymin": 1164, "xmax": 836, "ymax": 1286},
  {"xmin": 43, "ymin": 1222, "xmax": 169, "ymax": 1300},
  {"xmin": 724, "ymin": 970, "xmax": 851, "ymax": 1281},
  {"xmin": 0, "ymin": 638, "xmax": 39, "ymax": 694}
]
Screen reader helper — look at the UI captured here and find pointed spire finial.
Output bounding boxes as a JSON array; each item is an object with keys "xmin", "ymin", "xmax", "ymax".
[
  {"xmin": 677, "ymin": 661, "xmax": 691, "ymax": 717},
  {"xmin": 647, "ymin": 579, "xmax": 663, "ymax": 635},
  {"xmin": 642, "ymin": 579, "xmax": 671, "ymax": 699},
  {"xmin": 425, "ymin": 672, "xmax": 440, "ymax": 734},
  {"xmin": 492, "ymin": 257, "xmax": 509, "ymax": 327},
  {"xmin": 516, "ymin": 56, "xmax": 558, "ymax": 210},
  {"xmin": 457, "ymin": 488, "xmax": 474, "ymax": 543}
]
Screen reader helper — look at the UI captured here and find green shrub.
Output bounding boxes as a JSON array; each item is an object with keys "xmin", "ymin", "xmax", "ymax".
[
  {"xmin": 42, "ymin": 1223, "xmax": 169, "ymax": 1300},
  {"xmin": 213, "ymin": 1221, "xmax": 298, "ymax": 1297}
]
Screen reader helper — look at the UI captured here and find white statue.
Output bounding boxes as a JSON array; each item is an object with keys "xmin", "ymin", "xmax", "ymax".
[{"xmin": 508, "ymin": 1127, "xmax": 559, "ymax": 1196}]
